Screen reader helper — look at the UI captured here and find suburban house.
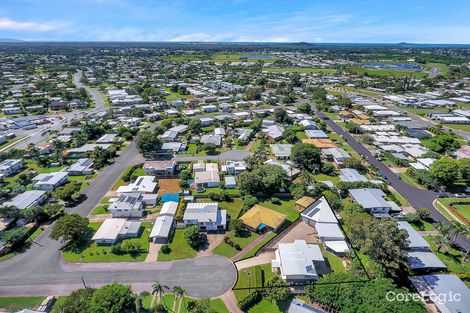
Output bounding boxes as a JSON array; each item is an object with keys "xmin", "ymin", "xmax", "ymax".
[
  {"xmin": 321, "ymin": 148, "xmax": 350, "ymax": 166},
  {"xmin": 96, "ymin": 133, "xmax": 118, "ymax": 144},
  {"xmin": 301, "ymin": 196, "xmax": 349, "ymax": 255},
  {"xmin": 339, "ymin": 168, "xmax": 368, "ymax": 182},
  {"xmin": 240, "ymin": 204, "xmax": 287, "ymax": 232},
  {"xmin": 107, "ymin": 193, "xmax": 153, "ymax": 218},
  {"xmin": 194, "ymin": 163, "xmax": 220, "ymax": 188},
  {"xmin": 64, "ymin": 158, "xmax": 94, "ymax": 176},
  {"xmin": 143, "ymin": 160, "xmax": 177, "ymax": 176},
  {"xmin": 0, "ymin": 159, "xmax": 24, "ymax": 177},
  {"xmin": 349, "ymin": 188, "xmax": 394, "ymax": 216},
  {"xmin": 159, "ymin": 201, "xmax": 179, "ymax": 216},
  {"xmin": 182, "ymin": 202, "xmax": 227, "ymax": 231},
  {"xmin": 270, "ymin": 144, "xmax": 293, "ymax": 160},
  {"xmin": 200, "ymin": 134, "xmax": 222, "ymax": 146},
  {"xmin": 305, "ymin": 130, "xmax": 328, "ymax": 139},
  {"xmin": 410, "ymin": 275, "xmax": 470, "ymax": 313},
  {"xmin": 222, "ymin": 160, "xmax": 247, "ymax": 175},
  {"xmin": 116, "ymin": 176, "xmax": 157, "ymax": 194},
  {"xmin": 149, "ymin": 215, "xmax": 174, "ymax": 243},
  {"xmin": 3, "ymin": 190, "xmax": 47, "ymax": 210},
  {"xmin": 32, "ymin": 171, "xmax": 68, "ymax": 191},
  {"xmin": 398, "ymin": 221, "xmax": 446, "ymax": 270},
  {"xmin": 271, "ymin": 240, "xmax": 328, "ymax": 284},
  {"xmin": 92, "ymin": 218, "xmax": 141, "ymax": 245},
  {"xmin": 224, "ymin": 176, "xmax": 237, "ymax": 189},
  {"xmin": 161, "ymin": 130, "xmax": 178, "ymax": 142}
]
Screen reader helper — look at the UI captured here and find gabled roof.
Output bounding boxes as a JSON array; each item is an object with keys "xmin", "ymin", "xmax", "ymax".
[{"xmin": 301, "ymin": 196, "xmax": 336, "ymax": 223}]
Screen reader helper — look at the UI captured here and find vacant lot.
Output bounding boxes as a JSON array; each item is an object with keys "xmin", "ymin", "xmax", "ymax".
[{"xmin": 158, "ymin": 179, "xmax": 181, "ymax": 195}]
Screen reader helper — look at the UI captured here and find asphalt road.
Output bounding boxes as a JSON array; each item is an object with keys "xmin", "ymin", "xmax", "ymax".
[
  {"xmin": 0, "ymin": 141, "xmax": 237, "ymax": 297},
  {"xmin": 315, "ymin": 109, "xmax": 470, "ymax": 250},
  {"xmin": 73, "ymin": 71, "xmax": 107, "ymax": 111}
]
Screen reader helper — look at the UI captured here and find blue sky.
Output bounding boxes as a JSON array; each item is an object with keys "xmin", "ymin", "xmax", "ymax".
[{"xmin": 0, "ymin": 0, "xmax": 469, "ymax": 43}]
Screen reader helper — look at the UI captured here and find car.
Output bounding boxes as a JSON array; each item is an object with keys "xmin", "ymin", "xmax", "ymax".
[
  {"xmin": 465, "ymin": 187, "xmax": 470, "ymax": 193},
  {"xmin": 454, "ymin": 193, "xmax": 466, "ymax": 198}
]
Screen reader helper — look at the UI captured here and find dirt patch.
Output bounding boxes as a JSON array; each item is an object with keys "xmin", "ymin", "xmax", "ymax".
[{"xmin": 157, "ymin": 179, "xmax": 181, "ymax": 195}]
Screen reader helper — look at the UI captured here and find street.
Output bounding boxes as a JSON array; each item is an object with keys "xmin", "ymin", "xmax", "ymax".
[{"xmin": 315, "ymin": 109, "xmax": 470, "ymax": 250}]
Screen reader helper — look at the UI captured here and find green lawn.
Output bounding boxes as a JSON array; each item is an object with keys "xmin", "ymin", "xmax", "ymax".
[
  {"xmin": 444, "ymin": 123, "xmax": 470, "ymax": 132},
  {"xmin": 27, "ymin": 227, "xmax": 44, "ymax": 243},
  {"xmin": 239, "ymin": 232, "xmax": 277, "ymax": 260},
  {"xmin": 434, "ymin": 200, "xmax": 460, "ymax": 222},
  {"xmin": 157, "ymin": 229, "xmax": 198, "ymax": 261},
  {"xmin": 212, "ymin": 53, "xmax": 276, "ymax": 63},
  {"xmin": 323, "ymin": 249, "xmax": 346, "ymax": 272},
  {"xmin": 410, "ymin": 220, "xmax": 435, "ymax": 231},
  {"xmin": 62, "ymin": 222, "xmax": 152, "ymax": 262},
  {"xmin": 213, "ymin": 230, "xmax": 260, "ymax": 257},
  {"xmin": 0, "ymin": 297, "xmax": 45, "ymax": 312},
  {"xmin": 187, "ymin": 143, "xmax": 198, "ymax": 152},
  {"xmin": 143, "ymin": 294, "xmax": 229, "ymax": 312},
  {"xmin": 164, "ymin": 88, "xmax": 193, "ymax": 101},
  {"xmin": 194, "ymin": 187, "xmax": 240, "ymax": 197},
  {"xmin": 25, "ymin": 161, "xmax": 65, "ymax": 173},
  {"xmin": 314, "ymin": 173, "xmax": 340, "ymax": 185},
  {"xmin": 233, "ymin": 263, "xmax": 278, "ymax": 301},
  {"xmin": 296, "ymin": 131, "xmax": 307, "ymax": 140},
  {"xmin": 259, "ymin": 198, "xmax": 299, "ymax": 223},
  {"xmin": 399, "ymin": 172, "xmax": 425, "ymax": 189},
  {"xmin": 90, "ymin": 205, "xmax": 108, "ymax": 215},
  {"xmin": 453, "ymin": 204, "xmax": 470, "ymax": 220},
  {"xmin": 390, "ymin": 190, "xmax": 409, "ymax": 206},
  {"xmin": 248, "ymin": 298, "xmax": 292, "ymax": 313},
  {"xmin": 398, "ymin": 106, "xmax": 446, "ymax": 117},
  {"xmin": 423, "ymin": 236, "xmax": 470, "ymax": 274},
  {"xmin": 112, "ymin": 165, "xmax": 135, "ymax": 190},
  {"xmin": 215, "ymin": 198, "xmax": 244, "ymax": 218},
  {"xmin": 263, "ymin": 67, "xmax": 336, "ymax": 74},
  {"xmin": 438, "ymin": 198, "xmax": 470, "ymax": 221},
  {"xmin": 346, "ymin": 67, "xmax": 427, "ymax": 79}
]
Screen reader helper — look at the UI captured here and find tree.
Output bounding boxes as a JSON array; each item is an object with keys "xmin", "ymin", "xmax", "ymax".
[
  {"xmin": 50, "ymin": 214, "xmax": 89, "ymax": 244},
  {"xmin": 429, "ymin": 157, "xmax": 460, "ymax": 186},
  {"xmin": 52, "ymin": 288, "xmax": 96, "ymax": 313},
  {"xmin": 21, "ymin": 205, "xmax": 44, "ymax": 223},
  {"xmin": 297, "ymin": 102, "xmax": 311, "ymax": 114},
  {"xmin": 53, "ymin": 181, "xmax": 82, "ymax": 202},
  {"xmin": 0, "ymin": 205, "xmax": 20, "ymax": 219},
  {"xmin": 291, "ymin": 143, "xmax": 321, "ymax": 173},
  {"xmin": 184, "ymin": 225, "xmax": 202, "ymax": 249},
  {"xmin": 282, "ymin": 128, "xmax": 297, "ymax": 144},
  {"xmin": 273, "ymin": 108, "xmax": 288, "ymax": 123},
  {"xmin": 43, "ymin": 203, "xmax": 64, "ymax": 218},
  {"xmin": 338, "ymin": 95, "xmax": 353, "ymax": 108},
  {"xmin": 0, "ymin": 227, "xmax": 29, "ymax": 244},
  {"xmin": 172, "ymin": 286, "xmax": 186, "ymax": 313},
  {"xmin": 231, "ymin": 219, "xmax": 245, "ymax": 236},
  {"xmin": 152, "ymin": 282, "xmax": 168, "ymax": 306},
  {"xmin": 238, "ymin": 164, "xmax": 287, "ymax": 195},
  {"xmin": 138, "ymin": 130, "xmax": 163, "ymax": 157},
  {"xmin": 244, "ymin": 88, "xmax": 261, "ymax": 100},
  {"xmin": 306, "ymin": 272, "xmax": 426, "ymax": 313},
  {"xmin": 89, "ymin": 283, "xmax": 134, "ymax": 313},
  {"xmin": 458, "ymin": 158, "xmax": 470, "ymax": 183},
  {"xmin": 264, "ymin": 276, "xmax": 289, "ymax": 302},
  {"xmin": 189, "ymin": 119, "xmax": 202, "ymax": 134},
  {"xmin": 187, "ymin": 299, "xmax": 217, "ymax": 313},
  {"xmin": 202, "ymin": 143, "xmax": 218, "ymax": 155}
]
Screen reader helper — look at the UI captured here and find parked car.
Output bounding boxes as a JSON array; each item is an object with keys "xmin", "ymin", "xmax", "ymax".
[{"xmin": 454, "ymin": 193, "xmax": 466, "ymax": 198}]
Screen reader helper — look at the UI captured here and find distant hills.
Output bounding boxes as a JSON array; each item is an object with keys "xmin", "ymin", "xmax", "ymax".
[{"xmin": 0, "ymin": 38, "xmax": 24, "ymax": 42}]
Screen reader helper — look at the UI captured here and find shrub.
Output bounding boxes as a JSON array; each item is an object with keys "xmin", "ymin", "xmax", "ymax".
[{"xmin": 161, "ymin": 244, "xmax": 171, "ymax": 254}]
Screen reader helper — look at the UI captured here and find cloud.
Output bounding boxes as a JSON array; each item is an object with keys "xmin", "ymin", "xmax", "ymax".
[{"xmin": 0, "ymin": 18, "xmax": 65, "ymax": 32}]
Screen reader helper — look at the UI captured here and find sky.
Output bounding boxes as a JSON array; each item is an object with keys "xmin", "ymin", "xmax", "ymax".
[{"xmin": 0, "ymin": 0, "xmax": 470, "ymax": 43}]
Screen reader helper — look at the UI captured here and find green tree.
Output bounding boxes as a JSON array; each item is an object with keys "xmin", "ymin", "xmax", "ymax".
[
  {"xmin": 43, "ymin": 203, "xmax": 64, "ymax": 218},
  {"xmin": 0, "ymin": 205, "xmax": 21, "ymax": 219},
  {"xmin": 202, "ymin": 143, "xmax": 218, "ymax": 155},
  {"xmin": 21, "ymin": 205, "xmax": 44, "ymax": 223},
  {"xmin": 297, "ymin": 102, "xmax": 311, "ymax": 114},
  {"xmin": 137, "ymin": 130, "xmax": 163, "ymax": 157},
  {"xmin": 152, "ymin": 282, "xmax": 168, "ymax": 306},
  {"xmin": 187, "ymin": 299, "xmax": 216, "ymax": 313},
  {"xmin": 429, "ymin": 157, "xmax": 460, "ymax": 186},
  {"xmin": 189, "ymin": 119, "xmax": 202, "ymax": 134},
  {"xmin": 231, "ymin": 219, "xmax": 245, "ymax": 236},
  {"xmin": 458, "ymin": 158, "xmax": 470, "ymax": 183},
  {"xmin": 53, "ymin": 181, "xmax": 82, "ymax": 202},
  {"xmin": 52, "ymin": 288, "xmax": 96, "ymax": 313},
  {"xmin": 291, "ymin": 143, "xmax": 321, "ymax": 173},
  {"xmin": 0, "ymin": 227, "xmax": 29, "ymax": 244},
  {"xmin": 264, "ymin": 276, "xmax": 289, "ymax": 302},
  {"xmin": 50, "ymin": 214, "xmax": 89, "ymax": 244},
  {"xmin": 184, "ymin": 225, "xmax": 202, "ymax": 249},
  {"xmin": 89, "ymin": 283, "xmax": 134, "ymax": 313}
]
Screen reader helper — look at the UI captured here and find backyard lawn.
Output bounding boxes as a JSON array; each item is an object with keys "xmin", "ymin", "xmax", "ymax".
[
  {"xmin": 90, "ymin": 205, "xmax": 108, "ymax": 215},
  {"xmin": 323, "ymin": 249, "xmax": 346, "ymax": 273},
  {"xmin": 0, "ymin": 297, "xmax": 45, "ymax": 312},
  {"xmin": 157, "ymin": 229, "xmax": 197, "ymax": 261},
  {"xmin": 62, "ymin": 222, "xmax": 152, "ymax": 262},
  {"xmin": 213, "ymin": 229, "xmax": 260, "ymax": 257},
  {"xmin": 259, "ymin": 197, "xmax": 299, "ymax": 222},
  {"xmin": 314, "ymin": 173, "xmax": 340, "ymax": 185}
]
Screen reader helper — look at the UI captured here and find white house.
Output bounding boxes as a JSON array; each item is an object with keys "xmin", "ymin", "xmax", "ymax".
[
  {"xmin": 116, "ymin": 176, "xmax": 157, "ymax": 194},
  {"xmin": 271, "ymin": 240, "xmax": 328, "ymax": 284},
  {"xmin": 222, "ymin": 160, "xmax": 247, "ymax": 175},
  {"xmin": 64, "ymin": 158, "xmax": 94, "ymax": 176},
  {"xmin": 108, "ymin": 193, "xmax": 145, "ymax": 217},
  {"xmin": 0, "ymin": 159, "xmax": 24, "ymax": 177},
  {"xmin": 143, "ymin": 160, "xmax": 177, "ymax": 176},
  {"xmin": 182, "ymin": 202, "xmax": 227, "ymax": 231},
  {"xmin": 349, "ymin": 188, "xmax": 393, "ymax": 216},
  {"xmin": 3, "ymin": 190, "xmax": 47, "ymax": 210},
  {"xmin": 149, "ymin": 215, "xmax": 174, "ymax": 243},
  {"xmin": 32, "ymin": 172, "xmax": 68, "ymax": 191},
  {"xmin": 92, "ymin": 219, "xmax": 141, "ymax": 245}
]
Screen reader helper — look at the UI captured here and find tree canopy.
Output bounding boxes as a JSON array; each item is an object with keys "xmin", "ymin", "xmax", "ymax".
[
  {"xmin": 291, "ymin": 143, "xmax": 322, "ymax": 173},
  {"xmin": 50, "ymin": 214, "xmax": 89, "ymax": 244}
]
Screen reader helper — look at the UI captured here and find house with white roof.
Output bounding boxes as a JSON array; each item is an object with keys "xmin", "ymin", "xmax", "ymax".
[
  {"xmin": 116, "ymin": 176, "xmax": 157, "ymax": 194},
  {"xmin": 92, "ymin": 218, "xmax": 141, "ymax": 245},
  {"xmin": 64, "ymin": 158, "xmax": 94, "ymax": 175},
  {"xmin": 182, "ymin": 202, "xmax": 227, "ymax": 231},
  {"xmin": 3, "ymin": 190, "xmax": 47, "ymax": 210},
  {"xmin": 271, "ymin": 240, "xmax": 328, "ymax": 284},
  {"xmin": 32, "ymin": 171, "xmax": 68, "ymax": 191},
  {"xmin": 108, "ymin": 193, "xmax": 148, "ymax": 217},
  {"xmin": 222, "ymin": 160, "xmax": 247, "ymax": 175},
  {"xmin": 349, "ymin": 188, "xmax": 393, "ymax": 216},
  {"xmin": 149, "ymin": 215, "xmax": 174, "ymax": 243},
  {"xmin": 0, "ymin": 159, "xmax": 24, "ymax": 177}
]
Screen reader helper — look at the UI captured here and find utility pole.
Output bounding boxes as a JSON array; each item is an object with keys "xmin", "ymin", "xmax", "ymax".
[{"xmin": 80, "ymin": 274, "xmax": 87, "ymax": 288}]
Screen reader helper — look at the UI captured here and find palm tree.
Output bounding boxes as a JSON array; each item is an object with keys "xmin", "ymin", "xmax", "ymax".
[
  {"xmin": 449, "ymin": 222, "xmax": 466, "ymax": 245},
  {"xmin": 152, "ymin": 282, "xmax": 168, "ymax": 306},
  {"xmin": 173, "ymin": 286, "xmax": 186, "ymax": 313}
]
